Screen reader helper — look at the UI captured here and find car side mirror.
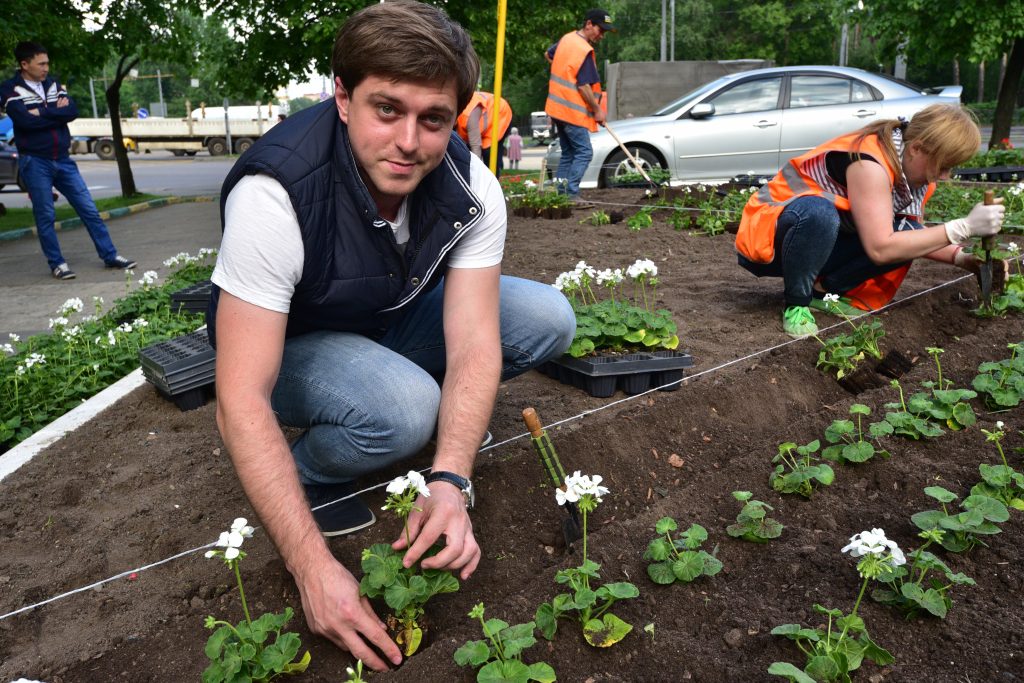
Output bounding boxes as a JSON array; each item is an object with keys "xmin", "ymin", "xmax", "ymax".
[{"xmin": 690, "ymin": 103, "xmax": 715, "ymax": 119}]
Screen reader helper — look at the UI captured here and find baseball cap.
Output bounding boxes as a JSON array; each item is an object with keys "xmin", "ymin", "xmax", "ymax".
[{"xmin": 584, "ymin": 8, "xmax": 616, "ymax": 32}]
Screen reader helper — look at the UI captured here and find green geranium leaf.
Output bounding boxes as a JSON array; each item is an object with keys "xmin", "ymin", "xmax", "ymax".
[
  {"xmin": 767, "ymin": 662, "xmax": 817, "ymax": 683},
  {"xmin": 805, "ymin": 655, "xmax": 841, "ymax": 680},
  {"xmin": 479, "ymin": 659, "xmax": 531, "ymax": 683},
  {"xmin": 924, "ymin": 486, "xmax": 958, "ymax": 503},
  {"xmin": 655, "ymin": 516, "xmax": 678, "ymax": 535},
  {"xmin": 644, "ymin": 538, "xmax": 672, "ymax": 562},
  {"xmin": 672, "ymin": 553, "xmax": 705, "ymax": 582},
  {"xmin": 454, "ymin": 639, "xmax": 492, "ymax": 667},
  {"xmin": 647, "ymin": 561, "xmax": 676, "ymax": 585},
  {"xmin": 527, "ymin": 662, "xmax": 557, "ymax": 683},
  {"xmin": 842, "ymin": 440, "xmax": 875, "ymax": 463},
  {"xmin": 534, "ymin": 603, "xmax": 558, "ymax": 641}
]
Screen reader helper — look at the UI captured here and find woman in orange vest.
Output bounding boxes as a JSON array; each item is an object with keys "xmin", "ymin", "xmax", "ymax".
[{"xmin": 736, "ymin": 104, "xmax": 1006, "ymax": 337}]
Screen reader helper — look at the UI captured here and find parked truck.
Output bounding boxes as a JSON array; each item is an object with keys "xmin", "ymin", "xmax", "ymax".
[{"xmin": 68, "ymin": 106, "xmax": 279, "ymax": 159}]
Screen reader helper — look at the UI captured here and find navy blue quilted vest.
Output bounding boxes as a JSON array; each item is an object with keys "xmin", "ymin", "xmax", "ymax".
[{"xmin": 206, "ymin": 100, "xmax": 482, "ymax": 346}]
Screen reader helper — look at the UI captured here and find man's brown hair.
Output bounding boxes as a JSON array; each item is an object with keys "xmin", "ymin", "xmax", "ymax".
[{"xmin": 332, "ymin": 1, "xmax": 479, "ymax": 115}]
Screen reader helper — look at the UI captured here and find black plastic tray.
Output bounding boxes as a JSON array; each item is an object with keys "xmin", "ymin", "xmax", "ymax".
[
  {"xmin": 139, "ymin": 331, "xmax": 216, "ymax": 380},
  {"xmin": 952, "ymin": 165, "xmax": 1024, "ymax": 182},
  {"xmin": 170, "ymin": 280, "xmax": 213, "ymax": 315},
  {"xmin": 540, "ymin": 350, "xmax": 694, "ymax": 398}
]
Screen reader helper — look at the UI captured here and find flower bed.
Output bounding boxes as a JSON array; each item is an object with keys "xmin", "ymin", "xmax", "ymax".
[{"xmin": 1, "ymin": 190, "xmax": 1022, "ymax": 682}]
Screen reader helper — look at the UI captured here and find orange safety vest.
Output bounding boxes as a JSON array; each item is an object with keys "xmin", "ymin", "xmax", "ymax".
[
  {"xmin": 736, "ymin": 132, "xmax": 936, "ymax": 311},
  {"xmin": 545, "ymin": 31, "xmax": 604, "ymax": 132},
  {"xmin": 456, "ymin": 92, "xmax": 512, "ymax": 149}
]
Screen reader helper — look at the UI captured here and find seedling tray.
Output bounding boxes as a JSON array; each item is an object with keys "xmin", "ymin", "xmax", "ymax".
[
  {"xmin": 139, "ymin": 331, "xmax": 216, "ymax": 381},
  {"xmin": 541, "ymin": 350, "xmax": 694, "ymax": 398},
  {"xmin": 170, "ymin": 280, "xmax": 213, "ymax": 315},
  {"xmin": 952, "ymin": 165, "xmax": 1024, "ymax": 182}
]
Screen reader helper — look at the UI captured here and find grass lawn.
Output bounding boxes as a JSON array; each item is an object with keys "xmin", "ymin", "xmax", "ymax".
[{"xmin": 0, "ymin": 193, "xmax": 167, "ymax": 233}]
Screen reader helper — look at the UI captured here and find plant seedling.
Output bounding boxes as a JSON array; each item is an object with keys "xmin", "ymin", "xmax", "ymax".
[
  {"xmin": 971, "ymin": 342, "xmax": 1024, "ymax": 410},
  {"xmin": 878, "ymin": 379, "xmax": 944, "ymax": 440},
  {"xmin": 535, "ymin": 472, "xmax": 639, "ymax": 648},
  {"xmin": 202, "ymin": 518, "xmax": 311, "ymax": 683},
  {"xmin": 581, "ymin": 210, "xmax": 611, "ymax": 226},
  {"xmin": 871, "ymin": 532, "xmax": 975, "ymax": 619},
  {"xmin": 359, "ymin": 471, "xmax": 460, "ymax": 657},
  {"xmin": 626, "ymin": 206, "xmax": 655, "ymax": 231},
  {"xmin": 812, "ymin": 331, "xmax": 864, "ymax": 379},
  {"xmin": 821, "ymin": 404, "xmax": 891, "ymax": 464},
  {"xmin": 911, "ymin": 486, "xmax": 1010, "ymax": 553},
  {"xmin": 643, "ymin": 518, "xmax": 723, "ymax": 585},
  {"xmin": 970, "ymin": 422, "xmax": 1024, "ymax": 511},
  {"xmin": 770, "ymin": 528, "xmax": 898, "ymax": 682},
  {"xmin": 454, "ymin": 603, "xmax": 556, "ymax": 683},
  {"xmin": 770, "ymin": 440, "xmax": 835, "ymax": 498},
  {"xmin": 726, "ymin": 491, "xmax": 783, "ymax": 543},
  {"xmin": 343, "ymin": 661, "xmax": 368, "ymax": 683}
]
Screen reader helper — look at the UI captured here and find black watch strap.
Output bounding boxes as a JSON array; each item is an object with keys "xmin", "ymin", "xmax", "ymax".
[{"xmin": 426, "ymin": 471, "xmax": 474, "ymax": 509}]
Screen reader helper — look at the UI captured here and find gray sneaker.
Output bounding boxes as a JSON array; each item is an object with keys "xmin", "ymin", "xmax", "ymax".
[{"xmin": 52, "ymin": 263, "xmax": 76, "ymax": 280}]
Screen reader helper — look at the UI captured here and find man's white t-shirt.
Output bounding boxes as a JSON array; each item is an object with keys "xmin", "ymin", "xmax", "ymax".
[{"xmin": 212, "ymin": 153, "xmax": 506, "ymax": 314}]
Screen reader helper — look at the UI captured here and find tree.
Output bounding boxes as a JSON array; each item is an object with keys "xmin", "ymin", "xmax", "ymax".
[{"xmin": 857, "ymin": 0, "xmax": 1024, "ymax": 147}]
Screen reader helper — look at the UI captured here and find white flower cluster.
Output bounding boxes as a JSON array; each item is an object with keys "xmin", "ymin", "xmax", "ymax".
[
  {"xmin": 2, "ymin": 343, "xmax": 14, "ymax": 355},
  {"xmin": 9, "ymin": 332, "xmax": 20, "ymax": 343},
  {"xmin": 556, "ymin": 471, "xmax": 610, "ymax": 506},
  {"xmin": 48, "ymin": 316, "xmax": 69, "ymax": 329},
  {"xmin": 553, "ymin": 270, "xmax": 581, "ymax": 292},
  {"xmin": 1008, "ymin": 242, "xmax": 1019, "ymax": 253},
  {"xmin": 198, "ymin": 247, "xmax": 218, "ymax": 258},
  {"xmin": 1009, "ymin": 182, "xmax": 1024, "ymax": 197},
  {"xmin": 596, "ymin": 268, "xmax": 624, "ymax": 286},
  {"xmin": 15, "ymin": 352, "xmax": 47, "ymax": 376},
  {"xmin": 60, "ymin": 325, "xmax": 83, "ymax": 342},
  {"xmin": 138, "ymin": 270, "xmax": 159, "ymax": 286},
  {"xmin": 841, "ymin": 528, "xmax": 906, "ymax": 566},
  {"xmin": 163, "ymin": 251, "xmax": 199, "ymax": 268},
  {"xmin": 59, "ymin": 297, "xmax": 84, "ymax": 315},
  {"xmin": 386, "ymin": 470, "xmax": 431, "ymax": 498},
  {"xmin": 523, "ymin": 179, "xmax": 537, "ymax": 189},
  {"xmin": 205, "ymin": 517, "xmax": 255, "ymax": 561},
  {"xmin": 626, "ymin": 258, "xmax": 657, "ymax": 280},
  {"xmin": 823, "ymin": 293, "xmax": 840, "ymax": 303}
]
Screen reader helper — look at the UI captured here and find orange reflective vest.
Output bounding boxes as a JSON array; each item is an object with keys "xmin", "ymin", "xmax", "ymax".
[
  {"xmin": 456, "ymin": 92, "xmax": 512, "ymax": 149},
  {"xmin": 736, "ymin": 132, "xmax": 935, "ymax": 311},
  {"xmin": 545, "ymin": 31, "xmax": 603, "ymax": 132}
]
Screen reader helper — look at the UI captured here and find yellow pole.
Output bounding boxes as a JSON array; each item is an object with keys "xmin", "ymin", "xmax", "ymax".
[{"xmin": 488, "ymin": 0, "xmax": 508, "ymax": 174}]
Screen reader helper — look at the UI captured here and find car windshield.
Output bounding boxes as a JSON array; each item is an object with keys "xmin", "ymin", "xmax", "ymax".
[{"xmin": 650, "ymin": 79, "xmax": 724, "ymax": 116}]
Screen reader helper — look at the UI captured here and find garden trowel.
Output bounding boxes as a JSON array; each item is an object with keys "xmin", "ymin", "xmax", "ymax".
[
  {"xmin": 978, "ymin": 190, "xmax": 1002, "ymax": 308},
  {"xmin": 522, "ymin": 407, "xmax": 584, "ymax": 548}
]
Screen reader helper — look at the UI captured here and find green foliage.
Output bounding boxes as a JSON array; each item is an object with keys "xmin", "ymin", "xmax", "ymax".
[
  {"xmin": 972, "ymin": 342, "xmax": 1024, "ymax": 409},
  {"xmin": 582, "ymin": 210, "xmax": 611, "ymax": 226},
  {"xmin": 877, "ymin": 379, "xmax": 945, "ymax": 441},
  {"xmin": 359, "ymin": 543, "xmax": 460, "ymax": 656},
  {"xmin": 202, "ymin": 608, "xmax": 311, "ymax": 683},
  {"xmin": 969, "ymin": 425, "xmax": 1024, "ymax": 511},
  {"xmin": 770, "ymin": 603, "xmax": 894, "ymax": 682},
  {"xmin": 961, "ymin": 147, "xmax": 1024, "ymax": 169},
  {"xmin": 535, "ymin": 559, "xmax": 639, "ymax": 647},
  {"xmin": 726, "ymin": 491, "xmax": 783, "ymax": 543},
  {"xmin": 555, "ymin": 260, "xmax": 681, "ymax": 358},
  {"xmin": 871, "ymin": 548, "xmax": 975, "ymax": 620},
  {"xmin": 607, "ymin": 168, "xmax": 671, "ymax": 187},
  {"xmin": 822, "ymin": 404, "xmax": 891, "ymax": 465},
  {"xmin": 643, "ymin": 518, "xmax": 723, "ymax": 585},
  {"xmin": 0, "ymin": 252, "xmax": 216, "ymax": 451},
  {"xmin": 454, "ymin": 603, "xmax": 555, "ymax": 683},
  {"xmin": 626, "ymin": 206, "xmax": 655, "ymax": 231},
  {"xmin": 925, "ymin": 184, "xmax": 1024, "ymax": 235},
  {"xmin": 811, "ymin": 307, "xmax": 885, "ymax": 379},
  {"xmin": 911, "ymin": 487, "xmax": 1009, "ymax": 553},
  {"xmin": 770, "ymin": 440, "xmax": 835, "ymax": 498}
]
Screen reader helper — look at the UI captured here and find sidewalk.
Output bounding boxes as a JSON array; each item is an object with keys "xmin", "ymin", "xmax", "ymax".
[{"xmin": 0, "ymin": 200, "xmax": 223, "ymax": 340}]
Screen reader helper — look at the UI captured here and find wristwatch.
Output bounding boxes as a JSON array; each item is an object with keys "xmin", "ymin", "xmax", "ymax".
[{"xmin": 425, "ymin": 471, "xmax": 475, "ymax": 509}]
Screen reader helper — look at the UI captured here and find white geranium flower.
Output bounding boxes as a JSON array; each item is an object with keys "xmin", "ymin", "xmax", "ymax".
[
  {"xmin": 574, "ymin": 260, "xmax": 596, "ymax": 279},
  {"xmin": 523, "ymin": 179, "xmax": 537, "ymax": 189},
  {"xmin": 24, "ymin": 353, "xmax": 46, "ymax": 368},
  {"xmin": 1007, "ymin": 242, "xmax": 1019, "ymax": 253},
  {"xmin": 138, "ymin": 270, "xmax": 159, "ymax": 286},
  {"xmin": 557, "ymin": 471, "xmax": 610, "ymax": 505},
  {"xmin": 823, "ymin": 293, "xmax": 840, "ymax": 303},
  {"xmin": 224, "ymin": 546, "xmax": 240, "ymax": 560},
  {"xmin": 1, "ymin": 343, "xmax": 13, "ymax": 355},
  {"xmin": 199, "ymin": 247, "xmax": 218, "ymax": 257},
  {"xmin": 841, "ymin": 528, "xmax": 906, "ymax": 566},
  {"xmin": 48, "ymin": 316, "xmax": 69, "ymax": 329},
  {"xmin": 15, "ymin": 364, "xmax": 26, "ymax": 376},
  {"xmin": 386, "ymin": 470, "xmax": 430, "ymax": 497},
  {"xmin": 118, "ymin": 323, "xmax": 133, "ymax": 334},
  {"xmin": 107, "ymin": 330, "xmax": 117, "ymax": 346},
  {"xmin": 626, "ymin": 258, "xmax": 657, "ymax": 279},
  {"xmin": 231, "ymin": 517, "xmax": 255, "ymax": 538},
  {"xmin": 996, "ymin": 421, "xmax": 1005, "ymax": 430},
  {"xmin": 8, "ymin": 332, "xmax": 20, "ymax": 342},
  {"xmin": 59, "ymin": 297, "xmax": 84, "ymax": 315}
]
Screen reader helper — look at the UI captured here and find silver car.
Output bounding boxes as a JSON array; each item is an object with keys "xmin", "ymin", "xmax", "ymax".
[{"xmin": 544, "ymin": 65, "xmax": 963, "ymax": 188}]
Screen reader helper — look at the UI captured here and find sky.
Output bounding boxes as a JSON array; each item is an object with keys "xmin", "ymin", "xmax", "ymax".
[{"xmin": 285, "ymin": 72, "xmax": 332, "ymax": 101}]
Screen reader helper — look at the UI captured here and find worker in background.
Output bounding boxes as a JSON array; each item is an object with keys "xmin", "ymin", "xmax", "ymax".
[
  {"xmin": 544, "ymin": 8, "xmax": 615, "ymax": 206},
  {"xmin": 455, "ymin": 90, "xmax": 512, "ymax": 177},
  {"xmin": 736, "ymin": 104, "xmax": 1006, "ymax": 337}
]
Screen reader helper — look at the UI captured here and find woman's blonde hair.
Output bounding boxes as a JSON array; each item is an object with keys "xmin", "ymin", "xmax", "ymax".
[{"xmin": 852, "ymin": 103, "xmax": 980, "ymax": 176}]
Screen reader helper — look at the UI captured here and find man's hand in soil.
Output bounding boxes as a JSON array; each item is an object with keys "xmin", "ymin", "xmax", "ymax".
[
  {"xmin": 393, "ymin": 483, "xmax": 480, "ymax": 579},
  {"xmin": 294, "ymin": 556, "xmax": 402, "ymax": 671}
]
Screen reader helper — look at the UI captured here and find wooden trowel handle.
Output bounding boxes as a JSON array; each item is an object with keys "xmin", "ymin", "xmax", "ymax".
[{"xmin": 522, "ymin": 407, "xmax": 544, "ymax": 437}]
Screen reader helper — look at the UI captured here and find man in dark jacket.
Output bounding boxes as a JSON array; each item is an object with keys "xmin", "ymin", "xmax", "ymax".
[
  {"xmin": 209, "ymin": 1, "xmax": 574, "ymax": 671},
  {"xmin": 0, "ymin": 42, "xmax": 135, "ymax": 279}
]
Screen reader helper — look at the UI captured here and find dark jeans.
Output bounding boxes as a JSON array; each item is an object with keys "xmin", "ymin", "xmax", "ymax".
[{"xmin": 738, "ymin": 195, "xmax": 911, "ymax": 308}]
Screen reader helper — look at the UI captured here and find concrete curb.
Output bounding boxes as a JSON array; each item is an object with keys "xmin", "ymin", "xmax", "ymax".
[
  {"xmin": 0, "ymin": 368, "xmax": 147, "ymax": 483},
  {"xmin": 0, "ymin": 194, "xmax": 218, "ymax": 243}
]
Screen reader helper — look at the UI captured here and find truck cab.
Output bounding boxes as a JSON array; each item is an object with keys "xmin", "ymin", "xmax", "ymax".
[{"xmin": 530, "ymin": 111, "xmax": 553, "ymax": 144}]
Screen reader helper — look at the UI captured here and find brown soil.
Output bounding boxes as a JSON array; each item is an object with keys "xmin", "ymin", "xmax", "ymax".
[{"xmin": 2, "ymin": 188, "xmax": 1023, "ymax": 683}]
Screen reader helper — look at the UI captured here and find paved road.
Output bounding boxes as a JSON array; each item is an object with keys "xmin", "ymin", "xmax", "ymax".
[{"xmin": 0, "ymin": 147, "xmax": 550, "ymax": 209}]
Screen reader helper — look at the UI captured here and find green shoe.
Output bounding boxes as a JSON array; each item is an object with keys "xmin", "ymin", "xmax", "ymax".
[
  {"xmin": 782, "ymin": 305, "xmax": 818, "ymax": 337},
  {"xmin": 809, "ymin": 295, "xmax": 862, "ymax": 318}
]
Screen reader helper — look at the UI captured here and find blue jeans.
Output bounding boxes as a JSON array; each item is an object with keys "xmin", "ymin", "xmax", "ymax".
[
  {"xmin": 270, "ymin": 275, "xmax": 576, "ymax": 485},
  {"xmin": 738, "ymin": 196, "xmax": 911, "ymax": 308},
  {"xmin": 554, "ymin": 120, "xmax": 593, "ymax": 198},
  {"xmin": 18, "ymin": 154, "xmax": 118, "ymax": 270}
]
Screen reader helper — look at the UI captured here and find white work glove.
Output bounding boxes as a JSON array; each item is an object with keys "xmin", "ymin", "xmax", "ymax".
[{"xmin": 944, "ymin": 202, "xmax": 1005, "ymax": 244}]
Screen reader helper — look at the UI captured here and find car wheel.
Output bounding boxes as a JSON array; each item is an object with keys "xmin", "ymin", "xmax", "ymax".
[
  {"xmin": 185, "ymin": 151, "xmax": 198, "ymax": 157},
  {"xmin": 234, "ymin": 137, "xmax": 254, "ymax": 155},
  {"xmin": 207, "ymin": 138, "xmax": 228, "ymax": 156},
  {"xmin": 171, "ymin": 150, "xmax": 186, "ymax": 157},
  {"xmin": 95, "ymin": 139, "xmax": 116, "ymax": 161},
  {"xmin": 600, "ymin": 146, "xmax": 663, "ymax": 187}
]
